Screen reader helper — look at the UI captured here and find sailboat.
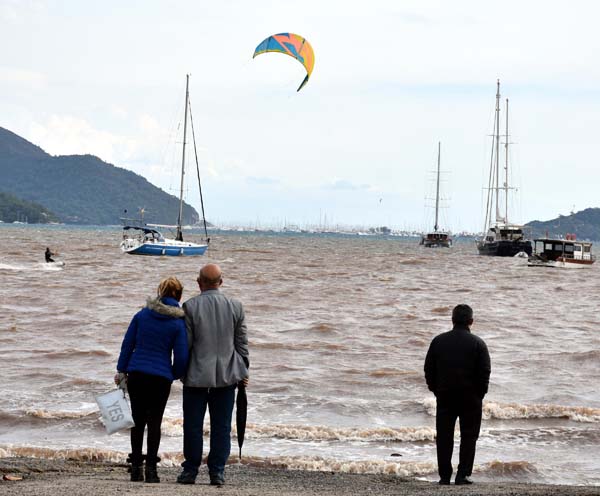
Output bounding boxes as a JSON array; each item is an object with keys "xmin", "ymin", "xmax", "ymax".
[
  {"xmin": 120, "ymin": 75, "xmax": 210, "ymax": 256},
  {"xmin": 420, "ymin": 142, "xmax": 452, "ymax": 248},
  {"xmin": 477, "ymin": 80, "xmax": 532, "ymax": 257}
]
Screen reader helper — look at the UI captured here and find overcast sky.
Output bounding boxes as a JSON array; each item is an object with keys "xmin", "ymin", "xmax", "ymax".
[{"xmin": 1, "ymin": 1, "xmax": 599, "ymax": 231}]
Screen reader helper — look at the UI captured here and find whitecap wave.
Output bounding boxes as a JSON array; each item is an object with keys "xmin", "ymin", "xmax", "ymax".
[
  {"xmin": 421, "ymin": 398, "xmax": 600, "ymax": 423},
  {"xmin": 25, "ymin": 408, "xmax": 97, "ymax": 420},
  {"xmin": 483, "ymin": 402, "xmax": 600, "ymax": 422},
  {"xmin": 160, "ymin": 419, "xmax": 436, "ymax": 442},
  {"xmin": 0, "ymin": 445, "xmax": 437, "ymax": 476},
  {"xmin": 0, "ymin": 445, "xmax": 126, "ymax": 462},
  {"xmin": 477, "ymin": 460, "xmax": 538, "ymax": 477}
]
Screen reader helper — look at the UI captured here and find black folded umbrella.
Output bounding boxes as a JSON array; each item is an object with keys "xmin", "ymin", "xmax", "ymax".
[{"xmin": 236, "ymin": 382, "xmax": 247, "ymax": 461}]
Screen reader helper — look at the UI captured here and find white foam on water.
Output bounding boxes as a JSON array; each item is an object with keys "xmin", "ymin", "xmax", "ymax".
[
  {"xmin": 483, "ymin": 402, "xmax": 600, "ymax": 422},
  {"xmin": 0, "ymin": 445, "xmax": 436, "ymax": 476},
  {"xmin": 0, "ymin": 261, "xmax": 64, "ymax": 271},
  {"xmin": 160, "ymin": 418, "xmax": 437, "ymax": 443},
  {"xmin": 421, "ymin": 398, "xmax": 600, "ymax": 423},
  {"xmin": 24, "ymin": 408, "xmax": 97, "ymax": 420}
]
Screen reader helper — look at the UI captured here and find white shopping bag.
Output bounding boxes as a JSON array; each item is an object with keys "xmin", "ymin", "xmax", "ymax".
[{"xmin": 95, "ymin": 388, "xmax": 135, "ymax": 435}]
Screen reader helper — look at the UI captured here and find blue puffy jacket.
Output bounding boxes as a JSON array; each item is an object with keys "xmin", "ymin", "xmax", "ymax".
[{"xmin": 117, "ymin": 297, "xmax": 188, "ymax": 381}]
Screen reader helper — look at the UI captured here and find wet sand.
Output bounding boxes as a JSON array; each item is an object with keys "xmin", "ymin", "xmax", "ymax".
[{"xmin": 0, "ymin": 458, "xmax": 598, "ymax": 496}]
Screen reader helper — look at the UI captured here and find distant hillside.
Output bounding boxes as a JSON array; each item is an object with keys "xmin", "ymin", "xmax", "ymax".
[
  {"xmin": 0, "ymin": 191, "xmax": 60, "ymax": 223},
  {"xmin": 526, "ymin": 208, "xmax": 600, "ymax": 241},
  {"xmin": 0, "ymin": 127, "xmax": 200, "ymax": 225}
]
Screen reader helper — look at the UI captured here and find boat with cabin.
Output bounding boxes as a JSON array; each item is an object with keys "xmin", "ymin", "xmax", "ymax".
[
  {"xmin": 120, "ymin": 75, "xmax": 209, "ymax": 256},
  {"xmin": 477, "ymin": 80, "xmax": 532, "ymax": 257},
  {"xmin": 420, "ymin": 142, "xmax": 452, "ymax": 248},
  {"xmin": 528, "ymin": 235, "xmax": 595, "ymax": 268}
]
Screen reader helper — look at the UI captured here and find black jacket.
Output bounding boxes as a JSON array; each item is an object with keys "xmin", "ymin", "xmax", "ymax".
[{"xmin": 424, "ymin": 325, "xmax": 491, "ymax": 399}]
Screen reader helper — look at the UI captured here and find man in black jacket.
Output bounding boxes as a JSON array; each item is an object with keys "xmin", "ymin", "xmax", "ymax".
[{"xmin": 424, "ymin": 304, "xmax": 491, "ymax": 486}]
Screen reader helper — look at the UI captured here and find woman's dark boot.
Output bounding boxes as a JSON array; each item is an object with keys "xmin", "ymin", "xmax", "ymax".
[
  {"xmin": 130, "ymin": 463, "xmax": 144, "ymax": 482},
  {"xmin": 145, "ymin": 462, "xmax": 160, "ymax": 483},
  {"xmin": 129, "ymin": 453, "xmax": 144, "ymax": 482}
]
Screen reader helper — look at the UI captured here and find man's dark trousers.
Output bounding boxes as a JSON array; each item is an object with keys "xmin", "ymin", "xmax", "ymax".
[
  {"xmin": 181, "ymin": 385, "xmax": 236, "ymax": 478},
  {"xmin": 435, "ymin": 392, "xmax": 482, "ymax": 481}
]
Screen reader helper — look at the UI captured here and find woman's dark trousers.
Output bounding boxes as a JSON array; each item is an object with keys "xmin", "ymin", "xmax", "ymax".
[{"xmin": 127, "ymin": 372, "xmax": 172, "ymax": 466}]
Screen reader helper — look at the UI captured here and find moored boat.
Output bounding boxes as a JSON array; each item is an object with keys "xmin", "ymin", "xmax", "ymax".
[
  {"xmin": 120, "ymin": 226, "xmax": 208, "ymax": 256},
  {"xmin": 421, "ymin": 231, "xmax": 452, "ymax": 248},
  {"xmin": 420, "ymin": 142, "xmax": 452, "ymax": 248},
  {"xmin": 528, "ymin": 235, "xmax": 595, "ymax": 268},
  {"xmin": 120, "ymin": 75, "xmax": 209, "ymax": 256},
  {"xmin": 477, "ymin": 80, "xmax": 532, "ymax": 257},
  {"xmin": 478, "ymin": 224, "xmax": 532, "ymax": 256}
]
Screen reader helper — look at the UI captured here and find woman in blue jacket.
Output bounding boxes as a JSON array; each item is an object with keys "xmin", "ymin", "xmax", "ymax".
[{"xmin": 116, "ymin": 276, "xmax": 188, "ymax": 483}]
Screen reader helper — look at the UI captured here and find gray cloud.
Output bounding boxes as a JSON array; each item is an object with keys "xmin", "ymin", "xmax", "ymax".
[{"xmin": 323, "ymin": 180, "xmax": 371, "ymax": 191}]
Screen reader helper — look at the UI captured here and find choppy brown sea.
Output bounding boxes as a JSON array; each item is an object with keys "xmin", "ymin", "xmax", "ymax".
[{"xmin": 1, "ymin": 225, "xmax": 599, "ymax": 485}]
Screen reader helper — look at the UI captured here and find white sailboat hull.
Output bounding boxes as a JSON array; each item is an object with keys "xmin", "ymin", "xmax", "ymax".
[{"xmin": 120, "ymin": 237, "xmax": 208, "ymax": 256}]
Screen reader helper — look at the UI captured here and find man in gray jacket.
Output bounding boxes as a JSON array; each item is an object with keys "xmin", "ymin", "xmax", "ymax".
[{"xmin": 177, "ymin": 264, "xmax": 249, "ymax": 486}]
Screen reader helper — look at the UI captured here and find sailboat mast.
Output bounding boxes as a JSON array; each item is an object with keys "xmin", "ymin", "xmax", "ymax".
[
  {"xmin": 434, "ymin": 141, "xmax": 441, "ymax": 232},
  {"xmin": 176, "ymin": 74, "xmax": 190, "ymax": 242},
  {"xmin": 494, "ymin": 79, "xmax": 501, "ymax": 224},
  {"xmin": 504, "ymin": 98, "xmax": 509, "ymax": 225},
  {"xmin": 482, "ymin": 100, "xmax": 497, "ymax": 237}
]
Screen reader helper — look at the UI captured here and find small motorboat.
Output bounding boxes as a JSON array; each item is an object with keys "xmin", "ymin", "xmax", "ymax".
[{"xmin": 527, "ymin": 235, "xmax": 595, "ymax": 268}]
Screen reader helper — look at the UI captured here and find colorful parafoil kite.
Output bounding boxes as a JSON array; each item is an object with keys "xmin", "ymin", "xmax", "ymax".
[{"xmin": 253, "ymin": 33, "xmax": 315, "ymax": 92}]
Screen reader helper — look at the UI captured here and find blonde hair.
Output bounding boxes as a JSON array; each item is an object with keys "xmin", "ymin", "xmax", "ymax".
[{"xmin": 157, "ymin": 276, "xmax": 183, "ymax": 301}]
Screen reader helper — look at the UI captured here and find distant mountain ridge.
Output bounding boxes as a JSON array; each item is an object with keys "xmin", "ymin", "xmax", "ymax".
[
  {"xmin": 0, "ymin": 127, "xmax": 200, "ymax": 225},
  {"xmin": 525, "ymin": 208, "xmax": 600, "ymax": 241}
]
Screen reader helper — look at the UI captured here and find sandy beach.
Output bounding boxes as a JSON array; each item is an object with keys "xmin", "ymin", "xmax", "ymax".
[{"xmin": 1, "ymin": 457, "xmax": 598, "ymax": 496}]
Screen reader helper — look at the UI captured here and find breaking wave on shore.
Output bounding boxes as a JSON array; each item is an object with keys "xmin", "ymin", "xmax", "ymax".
[{"xmin": 0, "ymin": 444, "xmax": 548, "ymax": 481}]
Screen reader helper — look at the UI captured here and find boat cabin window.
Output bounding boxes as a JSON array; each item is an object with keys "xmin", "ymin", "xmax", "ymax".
[
  {"xmin": 574, "ymin": 245, "xmax": 582, "ymax": 252},
  {"xmin": 584, "ymin": 245, "xmax": 591, "ymax": 253},
  {"xmin": 564, "ymin": 244, "xmax": 574, "ymax": 253},
  {"xmin": 500, "ymin": 229, "xmax": 523, "ymax": 240},
  {"xmin": 545, "ymin": 243, "xmax": 553, "ymax": 251},
  {"xmin": 535, "ymin": 241, "xmax": 545, "ymax": 253}
]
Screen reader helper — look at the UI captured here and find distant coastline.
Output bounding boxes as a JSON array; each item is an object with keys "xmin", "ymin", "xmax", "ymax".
[{"xmin": 0, "ymin": 221, "xmax": 482, "ymax": 241}]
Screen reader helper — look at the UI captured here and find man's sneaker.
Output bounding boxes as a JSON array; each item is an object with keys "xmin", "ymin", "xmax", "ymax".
[
  {"xmin": 455, "ymin": 476, "xmax": 474, "ymax": 485},
  {"xmin": 176, "ymin": 470, "xmax": 197, "ymax": 484},
  {"xmin": 438, "ymin": 478, "xmax": 451, "ymax": 485},
  {"xmin": 210, "ymin": 474, "xmax": 225, "ymax": 486}
]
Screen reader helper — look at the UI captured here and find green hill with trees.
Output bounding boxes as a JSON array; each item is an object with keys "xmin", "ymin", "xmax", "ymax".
[
  {"xmin": 525, "ymin": 208, "xmax": 600, "ymax": 241},
  {"xmin": 0, "ymin": 127, "xmax": 200, "ymax": 225},
  {"xmin": 0, "ymin": 191, "xmax": 60, "ymax": 223}
]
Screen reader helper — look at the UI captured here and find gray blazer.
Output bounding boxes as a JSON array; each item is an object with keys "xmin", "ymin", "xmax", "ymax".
[{"xmin": 182, "ymin": 289, "xmax": 249, "ymax": 388}]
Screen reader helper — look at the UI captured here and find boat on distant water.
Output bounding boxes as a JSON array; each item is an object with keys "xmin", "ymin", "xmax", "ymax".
[
  {"xmin": 420, "ymin": 142, "xmax": 452, "ymax": 248},
  {"xmin": 120, "ymin": 224, "xmax": 208, "ymax": 256},
  {"xmin": 477, "ymin": 80, "xmax": 532, "ymax": 257},
  {"xmin": 528, "ymin": 235, "xmax": 595, "ymax": 268},
  {"xmin": 120, "ymin": 75, "xmax": 209, "ymax": 256}
]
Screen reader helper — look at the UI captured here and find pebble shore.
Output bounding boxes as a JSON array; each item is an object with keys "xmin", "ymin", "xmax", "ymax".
[{"xmin": 1, "ymin": 457, "xmax": 599, "ymax": 496}]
